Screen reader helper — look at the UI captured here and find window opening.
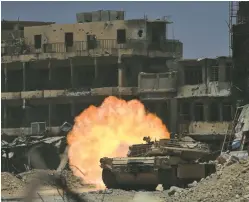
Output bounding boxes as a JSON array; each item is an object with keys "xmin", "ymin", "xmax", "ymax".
[
  {"xmin": 210, "ymin": 66, "xmax": 219, "ymax": 81},
  {"xmin": 209, "ymin": 102, "xmax": 219, "ymax": 121},
  {"xmin": 225, "ymin": 64, "xmax": 232, "ymax": 82},
  {"xmin": 87, "ymin": 34, "xmax": 97, "ymax": 50},
  {"xmin": 151, "ymin": 29, "xmax": 160, "ymax": 43},
  {"xmin": 34, "ymin": 35, "xmax": 42, "ymax": 49},
  {"xmin": 222, "ymin": 103, "xmax": 232, "ymax": 121},
  {"xmin": 179, "ymin": 102, "xmax": 190, "ymax": 121},
  {"xmin": 194, "ymin": 103, "xmax": 204, "ymax": 121},
  {"xmin": 184, "ymin": 66, "xmax": 203, "ymax": 85},
  {"xmin": 117, "ymin": 29, "xmax": 126, "ymax": 44},
  {"xmin": 138, "ymin": 30, "xmax": 143, "ymax": 38},
  {"xmin": 65, "ymin": 32, "xmax": 74, "ymax": 49}
]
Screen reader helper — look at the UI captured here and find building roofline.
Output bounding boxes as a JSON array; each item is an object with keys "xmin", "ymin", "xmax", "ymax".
[
  {"xmin": 1, "ymin": 20, "xmax": 55, "ymax": 26},
  {"xmin": 126, "ymin": 18, "xmax": 172, "ymax": 24}
]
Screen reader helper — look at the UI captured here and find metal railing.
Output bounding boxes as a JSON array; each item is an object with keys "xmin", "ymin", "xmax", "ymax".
[{"xmin": 1, "ymin": 39, "xmax": 183, "ymax": 56}]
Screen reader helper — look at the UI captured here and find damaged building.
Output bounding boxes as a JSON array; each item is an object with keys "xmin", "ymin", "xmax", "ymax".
[
  {"xmin": 138, "ymin": 56, "xmax": 233, "ymax": 149},
  {"xmin": 2, "ymin": 9, "xmax": 247, "ymax": 154},
  {"xmin": 1, "ymin": 10, "xmax": 183, "ymax": 137},
  {"xmin": 138, "ymin": 1, "xmax": 249, "ymax": 148},
  {"xmin": 231, "ymin": 1, "xmax": 249, "ymax": 103},
  {"xmin": 1, "ymin": 10, "xmax": 236, "ymax": 151}
]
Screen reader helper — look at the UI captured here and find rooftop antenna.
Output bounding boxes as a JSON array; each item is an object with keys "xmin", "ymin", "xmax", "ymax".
[
  {"xmin": 17, "ymin": 16, "xmax": 20, "ymax": 28},
  {"xmin": 171, "ymin": 20, "xmax": 176, "ymax": 58}
]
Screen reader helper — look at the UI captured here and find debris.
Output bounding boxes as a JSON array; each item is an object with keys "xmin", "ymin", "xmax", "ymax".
[
  {"xmin": 168, "ymin": 159, "xmax": 249, "ymax": 202},
  {"xmin": 224, "ymin": 155, "xmax": 240, "ymax": 166},
  {"xmin": 188, "ymin": 181, "xmax": 197, "ymax": 188},
  {"xmin": 16, "ymin": 169, "xmax": 86, "ymax": 189},
  {"xmin": 1, "ymin": 172, "xmax": 25, "ymax": 193},
  {"xmin": 168, "ymin": 186, "xmax": 184, "ymax": 196},
  {"xmin": 1, "ymin": 122, "xmax": 70, "ymax": 174},
  {"xmin": 156, "ymin": 184, "xmax": 163, "ymax": 191},
  {"xmin": 1, "ymin": 169, "xmax": 92, "ymax": 197}
]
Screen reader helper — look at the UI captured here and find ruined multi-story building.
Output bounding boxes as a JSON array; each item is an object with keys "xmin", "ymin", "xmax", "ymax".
[
  {"xmin": 1, "ymin": 10, "xmax": 183, "ymax": 136},
  {"xmin": 231, "ymin": 2, "xmax": 249, "ymax": 103},
  {"xmin": 138, "ymin": 56, "xmax": 233, "ymax": 148}
]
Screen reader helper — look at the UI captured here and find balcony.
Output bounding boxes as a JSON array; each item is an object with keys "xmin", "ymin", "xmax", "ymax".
[
  {"xmin": 1, "ymin": 39, "xmax": 183, "ymax": 58},
  {"xmin": 138, "ymin": 71, "xmax": 177, "ymax": 100}
]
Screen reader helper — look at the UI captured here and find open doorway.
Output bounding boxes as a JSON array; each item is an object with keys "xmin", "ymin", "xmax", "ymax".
[
  {"xmin": 117, "ymin": 29, "xmax": 126, "ymax": 44},
  {"xmin": 87, "ymin": 34, "xmax": 97, "ymax": 50},
  {"xmin": 65, "ymin": 32, "xmax": 74, "ymax": 52},
  {"xmin": 34, "ymin": 35, "xmax": 42, "ymax": 49},
  {"xmin": 194, "ymin": 103, "xmax": 204, "ymax": 121}
]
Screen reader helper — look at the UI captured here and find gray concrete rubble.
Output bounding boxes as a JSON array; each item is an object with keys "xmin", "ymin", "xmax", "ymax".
[
  {"xmin": 1, "ymin": 122, "xmax": 72, "ymax": 174},
  {"xmin": 167, "ymin": 158, "xmax": 249, "ymax": 202},
  {"xmin": 1, "ymin": 134, "xmax": 67, "ymax": 173}
]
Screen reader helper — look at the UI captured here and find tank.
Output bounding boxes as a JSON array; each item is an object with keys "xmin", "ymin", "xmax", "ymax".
[{"xmin": 100, "ymin": 136, "xmax": 216, "ymax": 190}]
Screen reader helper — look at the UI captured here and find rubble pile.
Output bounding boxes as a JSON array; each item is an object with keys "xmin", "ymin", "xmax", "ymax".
[
  {"xmin": 17, "ymin": 169, "xmax": 88, "ymax": 189},
  {"xmin": 168, "ymin": 159, "xmax": 249, "ymax": 202},
  {"xmin": 1, "ymin": 169, "xmax": 90, "ymax": 195},
  {"xmin": 1, "ymin": 172, "xmax": 25, "ymax": 194}
]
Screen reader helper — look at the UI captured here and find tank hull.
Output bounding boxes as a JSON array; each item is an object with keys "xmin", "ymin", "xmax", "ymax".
[{"xmin": 100, "ymin": 156, "xmax": 216, "ymax": 190}]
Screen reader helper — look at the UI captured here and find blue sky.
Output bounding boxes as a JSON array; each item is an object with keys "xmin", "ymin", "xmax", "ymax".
[{"xmin": 1, "ymin": 1, "xmax": 229, "ymax": 59}]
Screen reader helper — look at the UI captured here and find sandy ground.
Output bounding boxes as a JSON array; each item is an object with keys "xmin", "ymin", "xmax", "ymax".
[{"xmin": 1, "ymin": 169, "xmax": 95, "ymax": 197}]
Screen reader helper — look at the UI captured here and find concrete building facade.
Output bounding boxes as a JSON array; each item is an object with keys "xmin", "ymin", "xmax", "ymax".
[{"xmin": 1, "ymin": 11, "xmax": 183, "ymax": 136}]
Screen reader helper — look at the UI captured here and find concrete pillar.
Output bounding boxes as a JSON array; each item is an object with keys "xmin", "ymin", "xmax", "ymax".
[
  {"xmin": 218, "ymin": 59, "xmax": 226, "ymax": 82},
  {"xmin": 219, "ymin": 102, "xmax": 223, "ymax": 122},
  {"xmin": 22, "ymin": 62, "xmax": 26, "ymax": 109},
  {"xmin": 48, "ymin": 60, "xmax": 52, "ymax": 89},
  {"xmin": 4, "ymin": 64, "xmax": 8, "ymax": 91},
  {"xmin": 190, "ymin": 101, "xmax": 195, "ymax": 121},
  {"xmin": 93, "ymin": 57, "xmax": 99, "ymax": 87},
  {"xmin": 94, "ymin": 57, "xmax": 98, "ymax": 79},
  {"xmin": 204, "ymin": 101, "xmax": 209, "ymax": 121},
  {"xmin": 71, "ymin": 101, "xmax": 76, "ymax": 117},
  {"xmin": 48, "ymin": 104, "xmax": 53, "ymax": 127},
  {"xmin": 3, "ymin": 104, "xmax": 7, "ymax": 128},
  {"xmin": 155, "ymin": 103, "xmax": 162, "ymax": 117},
  {"xmin": 22, "ymin": 62, "xmax": 26, "ymax": 91},
  {"xmin": 169, "ymin": 99, "xmax": 178, "ymax": 133},
  {"xmin": 179, "ymin": 64, "xmax": 185, "ymax": 86},
  {"xmin": 70, "ymin": 59, "xmax": 75, "ymax": 88},
  {"xmin": 118, "ymin": 63, "xmax": 125, "ymax": 87}
]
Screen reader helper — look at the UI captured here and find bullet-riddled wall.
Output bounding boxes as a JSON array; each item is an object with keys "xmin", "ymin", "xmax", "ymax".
[{"xmin": 23, "ymin": 20, "xmax": 167, "ymax": 45}]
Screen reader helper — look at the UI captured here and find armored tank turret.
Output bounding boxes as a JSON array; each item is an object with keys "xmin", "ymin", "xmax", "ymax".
[{"xmin": 100, "ymin": 136, "xmax": 216, "ymax": 190}]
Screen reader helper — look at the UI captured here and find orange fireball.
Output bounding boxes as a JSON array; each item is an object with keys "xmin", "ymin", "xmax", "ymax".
[{"xmin": 67, "ymin": 96, "xmax": 170, "ymax": 187}]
